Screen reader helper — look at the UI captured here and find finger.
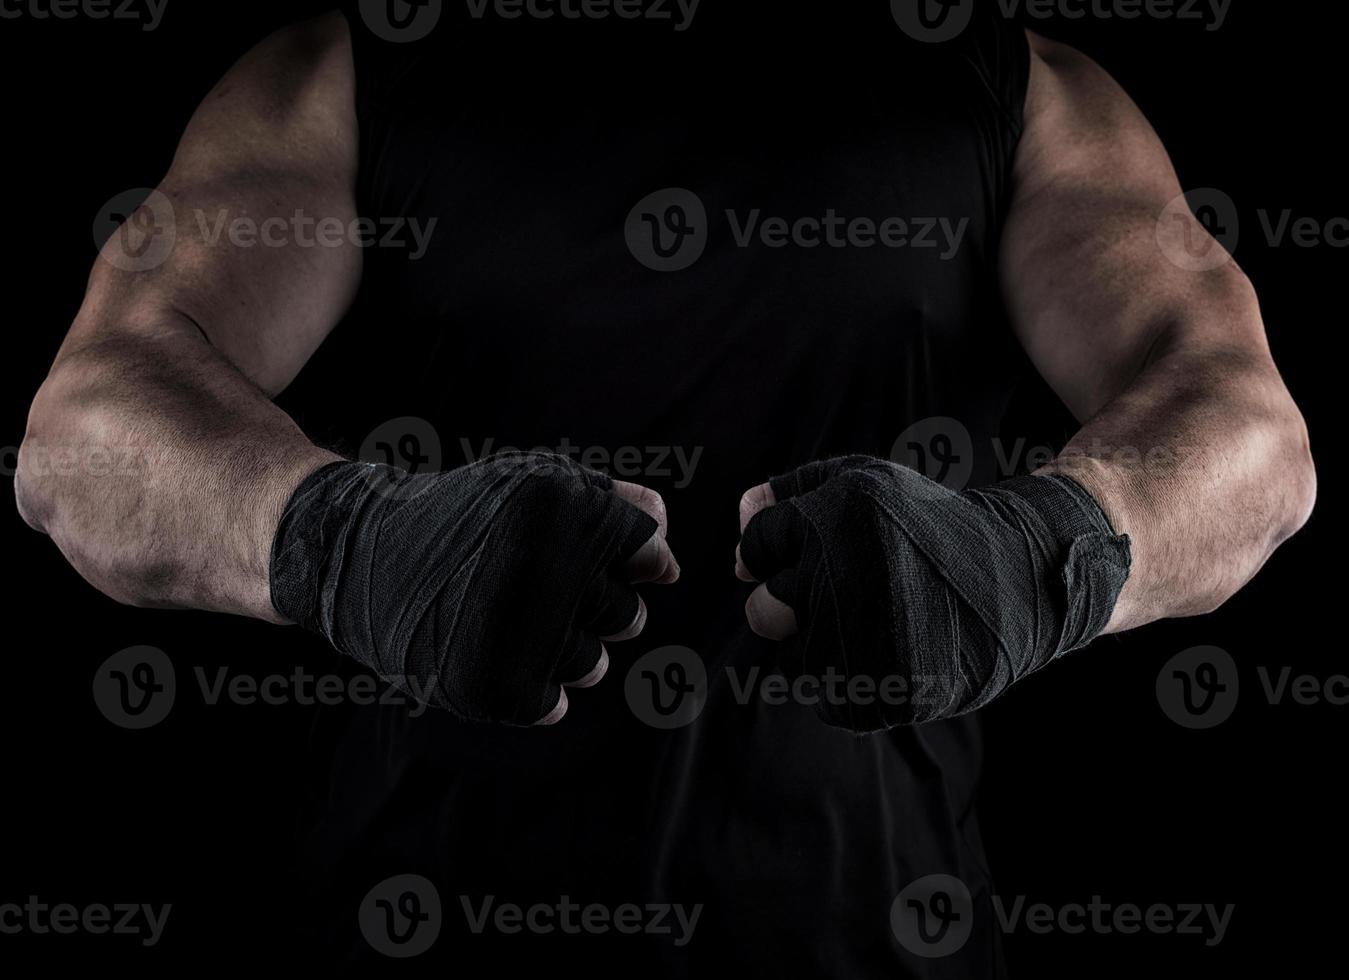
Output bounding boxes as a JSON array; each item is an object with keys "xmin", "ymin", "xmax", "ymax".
[
  {"xmin": 738, "ymin": 482, "xmax": 776, "ymax": 533},
  {"xmin": 568, "ymin": 646, "xmax": 609, "ymax": 688},
  {"xmin": 737, "ymin": 503, "xmax": 807, "ymax": 582},
  {"xmin": 735, "ymin": 542, "xmax": 755, "ymax": 583},
  {"xmin": 734, "ymin": 538, "xmax": 776, "ymax": 582},
  {"xmin": 555, "ymin": 629, "xmax": 612, "ymax": 687},
  {"xmin": 553, "ymin": 630, "xmax": 605, "ymax": 685},
  {"xmin": 613, "ymin": 480, "xmax": 668, "ymax": 538},
  {"xmin": 610, "ymin": 498, "xmax": 661, "ymax": 563},
  {"xmin": 604, "ymin": 491, "xmax": 676, "ymax": 583},
  {"xmin": 534, "ymin": 687, "xmax": 569, "ymax": 726},
  {"xmin": 769, "ymin": 456, "xmax": 872, "ymax": 503},
  {"xmin": 600, "ymin": 596, "xmax": 647, "ymax": 643},
  {"xmin": 745, "ymin": 583, "xmax": 799, "ymax": 640},
  {"xmin": 580, "ymin": 575, "xmax": 644, "ymax": 637},
  {"xmin": 764, "ymin": 567, "xmax": 802, "ymax": 610},
  {"xmin": 622, "ymin": 530, "xmax": 679, "ymax": 585}
]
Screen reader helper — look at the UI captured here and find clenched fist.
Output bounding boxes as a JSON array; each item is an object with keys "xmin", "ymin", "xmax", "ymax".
[
  {"xmin": 736, "ymin": 457, "xmax": 1131, "ymax": 731},
  {"xmin": 271, "ymin": 451, "xmax": 678, "ymax": 725}
]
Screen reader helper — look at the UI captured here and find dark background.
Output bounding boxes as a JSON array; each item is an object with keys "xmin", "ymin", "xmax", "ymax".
[{"xmin": 1, "ymin": 1, "xmax": 1341, "ymax": 974}]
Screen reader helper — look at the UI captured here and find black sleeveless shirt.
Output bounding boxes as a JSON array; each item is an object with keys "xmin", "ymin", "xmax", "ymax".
[{"xmin": 284, "ymin": 4, "xmax": 1031, "ymax": 975}]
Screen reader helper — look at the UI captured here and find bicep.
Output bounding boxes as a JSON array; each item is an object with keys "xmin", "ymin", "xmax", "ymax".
[
  {"xmin": 69, "ymin": 11, "xmax": 360, "ymax": 396},
  {"xmin": 999, "ymin": 31, "xmax": 1265, "ymax": 422}
]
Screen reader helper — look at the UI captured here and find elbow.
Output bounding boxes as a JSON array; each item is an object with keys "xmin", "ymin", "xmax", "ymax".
[
  {"xmin": 1280, "ymin": 410, "xmax": 1317, "ymax": 540},
  {"xmin": 14, "ymin": 418, "xmax": 57, "ymax": 535},
  {"xmin": 1197, "ymin": 406, "xmax": 1315, "ymax": 620},
  {"xmin": 13, "ymin": 373, "xmax": 159, "ymax": 607},
  {"xmin": 14, "ymin": 430, "xmax": 164, "ymax": 611},
  {"xmin": 13, "ymin": 370, "xmax": 82, "ymax": 536},
  {"xmin": 1259, "ymin": 371, "xmax": 1317, "ymax": 543},
  {"xmin": 14, "ymin": 349, "xmax": 124, "ymax": 536},
  {"xmin": 13, "ymin": 453, "xmax": 45, "ymax": 533}
]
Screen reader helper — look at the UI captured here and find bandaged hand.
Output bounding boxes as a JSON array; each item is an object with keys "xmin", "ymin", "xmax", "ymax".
[
  {"xmin": 270, "ymin": 451, "xmax": 676, "ymax": 725},
  {"xmin": 735, "ymin": 457, "xmax": 1130, "ymax": 731}
]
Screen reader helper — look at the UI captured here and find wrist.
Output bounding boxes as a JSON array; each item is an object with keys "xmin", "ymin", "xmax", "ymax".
[
  {"xmin": 261, "ymin": 449, "xmax": 351, "ymax": 626},
  {"xmin": 997, "ymin": 471, "xmax": 1122, "ymax": 541},
  {"xmin": 1034, "ymin": 456, "xmax": 1148, "ymax": 633},
  {"xmin": 972, "ymin": 470, "xmax": 1132, "ymax": 655}
]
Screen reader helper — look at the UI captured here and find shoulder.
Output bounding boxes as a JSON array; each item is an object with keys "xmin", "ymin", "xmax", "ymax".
[
  {"xmin": 1017, "ymin": 30, "xmax": 1174, "ymax": 198},
  {"xmin": 170, "ymin": 12, "xmax": 357, "ymax": 184}
]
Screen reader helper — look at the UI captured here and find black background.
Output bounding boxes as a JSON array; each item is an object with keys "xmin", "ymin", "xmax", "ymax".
[{"xmin": 1, "ymin": 1, "xmax": 1341, "ymax": 974}]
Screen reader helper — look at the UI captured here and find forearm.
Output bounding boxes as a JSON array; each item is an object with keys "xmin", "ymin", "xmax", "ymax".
[
  {"xmin": 1040, "ymin": 339, "xmax": 1316, "ymax": 633},
  {"xmin": 16, "ymin": 314, "xmax": 337, "ymax": 621}
]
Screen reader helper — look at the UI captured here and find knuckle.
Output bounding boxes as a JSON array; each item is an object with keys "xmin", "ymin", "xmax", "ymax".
[
  {"xmin": 745, "ymin": 593, "xmax": 770, "ymax": 636},
  {"xmin": 513, "ymin": 470, "xmax": 585, "ymax": 524}
]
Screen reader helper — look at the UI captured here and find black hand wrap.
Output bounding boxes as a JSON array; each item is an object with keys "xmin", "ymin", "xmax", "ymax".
[
  {"xmin": 270, "ymin": 451, "xmax": 657, "ymax": 725},
  {"xmin": 739, "ymin": 456, "xmax": 1132, "ymax": 731}
]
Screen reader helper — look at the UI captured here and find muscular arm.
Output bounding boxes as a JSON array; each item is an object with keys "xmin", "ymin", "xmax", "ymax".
[
  {"xmin": 732, "ymin": 31, "xmax": 1317, "ymax": 729},
  {"xmin": 1003, "ymin": 31, "xmax": 1316, "ymax": 632},
  {"xmin": 14, "ymin": 13, "xmax": 357, "ymax": 621}
]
